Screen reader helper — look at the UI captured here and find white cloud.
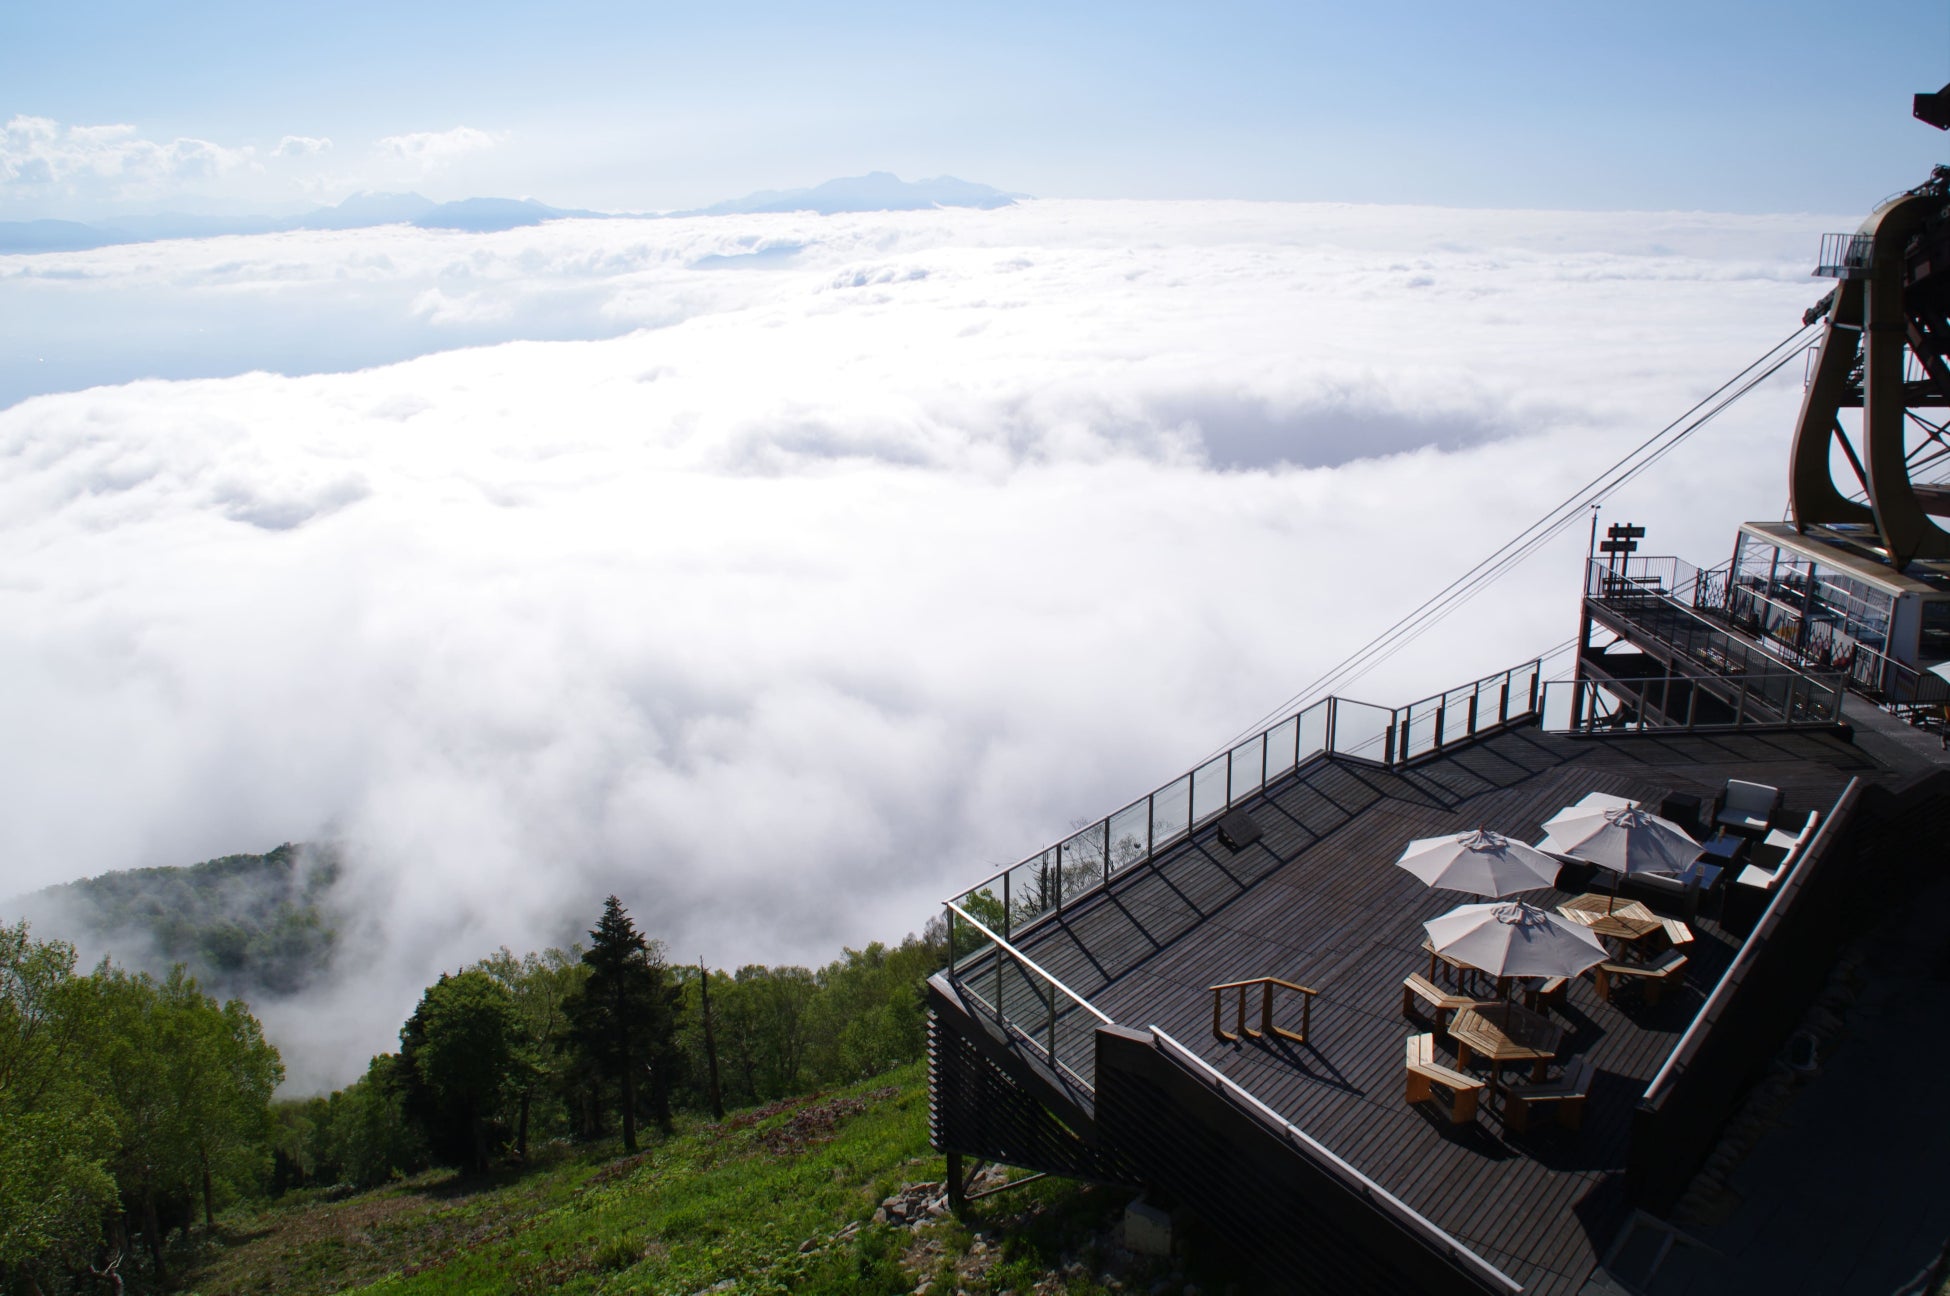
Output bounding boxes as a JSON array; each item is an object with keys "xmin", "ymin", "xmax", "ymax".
[
  {"xmin": 274, "ymin": 135, "xmax": 333, "ymax": 159},
  {"xmin": 1, "ymin": 114, "xmax": 256, "ymax": 193},
  {"xmin": 373, "ymin": 125, "xmax": 503, "ymax": 173},
  {"xmin": 0, "ymin": 199, "xmax": 1834, "ymax": 1088}
]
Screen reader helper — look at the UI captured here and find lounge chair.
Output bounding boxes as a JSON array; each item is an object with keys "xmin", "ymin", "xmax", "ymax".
[
  {"xmin": 1716, "ymin": 780, "xmax": 1781, "ymax": 836},
  {"xmin": 1592, "ymin": 949, "xmax": 1689, "ymax": 1006},
  {"xmin": 1405, "ymin": 1032, "xmax": 1485, "ymax": 1124},
  {"xmin": 1503, "ymin": 1057, "xmax": 1595, "ymax": 1134}
]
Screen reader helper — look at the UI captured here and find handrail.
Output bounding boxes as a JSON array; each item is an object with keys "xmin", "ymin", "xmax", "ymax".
[
  {"xmin": 942, "ymin": 658, "xmax": 1542, "ymax": 910},
  {"xmin": 944, "ymin": 902, "xmax": 1113, "ymax": 1025},
  {"xmin": 1544, "ymin": 671, "xmax": 1844, "ymax": 734},
  {"xmin": 1640, "ymin": 780, "xmax": 1856, "ymax": 1104},
  {"xmin": 1208, "ymin": 976, "xmax": 1317, "ymax": 1044},
  {"xmin": 944, "ymin": 899, "xmax": 1114, "ymax": 1092},
  {"xmin": 1149, "ymin": 1027, "xmax": 1522, "ymax": 1294}
]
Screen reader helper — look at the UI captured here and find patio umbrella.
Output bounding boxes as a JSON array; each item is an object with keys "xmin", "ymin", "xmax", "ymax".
[
  {"xmin": 1544, "ymin": 805, "xmax": 1701, "ymax": 877},
  {"xmin": 1423, "ymin": 901, "xmax": 1608, "ymax": 981},
  {"xmin": 1395, "ymin": 827, "xmax": 1562, "ymax": 898}
]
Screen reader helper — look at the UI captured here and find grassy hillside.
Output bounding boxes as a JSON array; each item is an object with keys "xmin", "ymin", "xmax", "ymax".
[
  {"xmin": 181, "ymin": 1063, "xmax": 1222, "ymax": 1296},
  {"xmin": 16, "ymin": 842, "xmax": 340, "ymax": 1000}
]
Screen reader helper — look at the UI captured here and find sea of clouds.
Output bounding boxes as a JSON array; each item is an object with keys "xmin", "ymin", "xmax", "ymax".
[{"xmin": 0, "ymin": 199, "xmax": 1843, "ymax": 1088}]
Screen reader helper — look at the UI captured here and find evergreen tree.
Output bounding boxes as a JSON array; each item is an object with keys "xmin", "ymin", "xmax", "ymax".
[{"xmin": 566, "ymin": 897, "xmax": 677, "ymax": 1152}]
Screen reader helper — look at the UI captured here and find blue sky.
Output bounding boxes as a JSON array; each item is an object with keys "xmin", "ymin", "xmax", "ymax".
[{"xmin": 4, "ymin": 0, "xmax": 1948, "ymax": 218}]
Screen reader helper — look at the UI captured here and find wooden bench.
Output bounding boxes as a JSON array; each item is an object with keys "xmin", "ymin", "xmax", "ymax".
[
  {"xmin": 1592, "ymin": 950, "xmax": 1689, "ymax": 1006},
  {"xmin": 1524, "ymin": 975, "xmax": 1569, "ymax": 1013},
  {"xmin": 1659, "ymin": 917, "xmax": 1694, "ymax": 949},
  {"xmin": 1402, "ymin": 973, "xmax": 1480, "ymax": 1032},
  {"xmin": 1405, "ymin": 1032, "xmax": 1485, "ymax": 1124},
  {"xmin": 1503, "ymin": 1056, "xmax": 1595, "ymax": 1134}
]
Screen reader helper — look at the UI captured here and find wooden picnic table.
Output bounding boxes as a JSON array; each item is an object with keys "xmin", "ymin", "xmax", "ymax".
[
  {"xmin": 1448, "ymin": 1001, "xmax": 1565, "ymax": 1099},
  {"xmin": 1557, "ymin": 893, "xmax": 1663, "ymax": 950}
]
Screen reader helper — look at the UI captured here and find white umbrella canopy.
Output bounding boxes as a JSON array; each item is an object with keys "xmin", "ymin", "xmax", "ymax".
[
  {"xmin": 1423, "ymin": 901, "xmax": 1608, "ymax": 980},
  {"xmin": 1395, "ymin": 827, "xmax": 1563, "ymax": 897},
  {"xmin": 1546, "ymin": 805, "xmax": 1701, "ymax": 877}
]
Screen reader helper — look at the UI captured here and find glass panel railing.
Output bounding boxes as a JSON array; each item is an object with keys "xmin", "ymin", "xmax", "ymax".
[
  {"xmin": 1002, "ymin": 851, "xmax": 1058, "ymax": 934},
  {"xmin": 1297, "ymin": 698, "xmax": 1330, "ymax": 764},
  {"xmin": 1399, "ymin": 697, "xmax": 1436, "ymax": 761},
  {"xmin": 1329, "ymin": 698, "xmax": 1395, "ymax": 763},
  {"xmin": 944, "ymin": 659, "xmax": 1545, "ymax": 963},
  {"xmin": 1445, "ymin": 684, "xmax": 1476, "ymax": 742},
  {"xmin": 1540, "ymin": 673, "xmax": 1844, "ymax": 735},
  {"xmin": 1229, "ymin": 734, "xmax": 1266, "ymax": 803},
  {"xmin": 1191, "ymin": 754, "xmax": 1229, "ymax": 826},
  {"xmin": 1266, "ymin": 714, "xmax": 1301, "ymax": 780},
  {"xmin": 1507, "ymin": 661, "xmax": 1539, "ymax": 718},
  {"xmin": 1059, "ymin": 827, "xmax": 1105, "ymax": 904},
  {"xmin": 1107, "ymin": 801, "xmax": 1150, "ymax": 876},
  {"xmin": 1153, "ymin": 774, "xmax": 1192, "ymax": 852}
]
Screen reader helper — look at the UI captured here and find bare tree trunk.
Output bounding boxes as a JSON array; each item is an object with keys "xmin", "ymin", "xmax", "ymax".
[{"xmin": 699, "ymin": 960, "xmax": 724, "ymax": 1121}]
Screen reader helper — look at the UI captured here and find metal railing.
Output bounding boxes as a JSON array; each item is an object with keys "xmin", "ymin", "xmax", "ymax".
[
  {"xmin": 944, "ymin": 660, "xmax": 1541, "ymax": 947},
  {"xmin": 1584, "ymin": 559, "xmax": 1843, "ymax": 725},
  {"xmin": 943, "ymin": 902, "xmax": 1112, "ymax": 1091},
  {"xmin": 1149, "ymin": 1028, "xmax": 1522, "ymax": 1294},
  {"xmin": 1541, "ymin": 671, "xmax": 1844, "ymax": 734},
  {"xmin": 1814, "ymin": 231, "xmax": 1873, "ymax": 279}
]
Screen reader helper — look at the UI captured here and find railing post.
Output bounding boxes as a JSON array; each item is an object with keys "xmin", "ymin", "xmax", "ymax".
[
  {"xmin": 1528, "ymin": 669, "xmax": 1540, "ymax": 715},
  {"xmin": 1102, "ymin": 820, "xmax": 1111, "ymax": 886},
  {"xmin": 1434, "ymin": 704, "xmax": 1446, "ymax": 750},
  {"xmin": 1224, "ymin": 753, "xmax": 1232, "ymax": 808},
  {"xmin": 1294, "ymin": 711, "xmax": 1303, "ymax": 766},
  {"xmin": 1054, "ymin": 844, "xmax": 1063, "ymax": 916},
  {"xmin": 946, "ymin": 907, "xmax": 957, "ymax": 982},
  {"xmin": 1686, "ymin": 679, "xmax": 1699, "ymax": 730},
  {"xmin": 1326, "ymin": 698, "xmax": 1338, "ymax": 753},
  {"xmin": 1260, "ymin": 733, "xmax": 1268, "ymax": 790},
  {"xmin": 1735, "ymin": 681, "xmax": 1749, "ymax": 727},
  {"xmin": 1146, "ymin": 794, "xmax": 1154, "ymax": 861},
  {"xmin": 1383, "ymin": 719, "xmax": 1396, "ymax": 767},
  {"xmin": 1261, "ymin": 981, "xmax": 1274, "ymax": 1036},
  {"xmin": 1466, "ymin": 691, "xmax": 1479, "ymax": 736},
  {"xmin": 1002, "ymin": 872, "xmax": 1011, "ymax": 942},
  {"xmin": 996, "ymin": 946, "xmax": 1004, "ymax": 1022},
  {"xmin": 1499, "ymin": 678, "xmax": 1510, "ymax": 722},
  {"xmin": 1047, "ymin": 975, "xmax": 1058, "ymax": 1061}
]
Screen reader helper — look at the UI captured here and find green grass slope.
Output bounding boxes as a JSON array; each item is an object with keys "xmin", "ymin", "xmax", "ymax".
[{"xmin": 182, "ymin": 1063, "xmax": 1225, "ymax": 1296}]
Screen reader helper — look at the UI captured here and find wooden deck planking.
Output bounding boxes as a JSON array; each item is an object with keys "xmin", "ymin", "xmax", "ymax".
[{"xmin": 1008, "ymin": 725, "xmax": 1868, "ymax": 1296}]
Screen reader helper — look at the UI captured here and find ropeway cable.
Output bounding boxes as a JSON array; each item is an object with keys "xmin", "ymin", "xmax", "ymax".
[
  {"xmin": 1198, "ymin": 321, "xmax": 1821, "ymax": 761},
  {"xmin": 1281, "ymin": 329, "xmax": 1816, "ymax": 719},
  {"xmin": 1217, "ymin": 323, "xmax": 1818, "ymax": 744}
]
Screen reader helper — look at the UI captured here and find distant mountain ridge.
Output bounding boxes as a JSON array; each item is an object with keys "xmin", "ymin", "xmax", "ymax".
[
  {"xmin": 10, "ymin": 842, "xmax": 343, "ymax": 1001},
  {"xmin": 689, "ymin": 172, "xmax": 1024, "ymax": 216},
  {"xmin": 0, "ymin": 173, "xmax": 1027, "ymax": 253}
]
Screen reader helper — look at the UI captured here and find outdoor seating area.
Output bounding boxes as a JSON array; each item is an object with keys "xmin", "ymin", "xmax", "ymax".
[
  {"xmin": 969, "ymin": 724, "xmax": 1866, "ymax": 1296},
  {"xmin": 1381, "ymin": 778, "xmax": 1782, "ymax": 1137}
]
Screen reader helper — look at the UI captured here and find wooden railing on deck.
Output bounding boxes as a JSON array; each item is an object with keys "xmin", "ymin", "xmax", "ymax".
[{"xmin": 1209, "ymin": 977, "xmax": 1317, "ymax": 1044}]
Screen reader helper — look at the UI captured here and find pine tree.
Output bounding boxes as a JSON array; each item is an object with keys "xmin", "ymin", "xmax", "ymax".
[{"xmin": 566, "ymin": 897, "xmax": 677, "ymax": 1152}]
